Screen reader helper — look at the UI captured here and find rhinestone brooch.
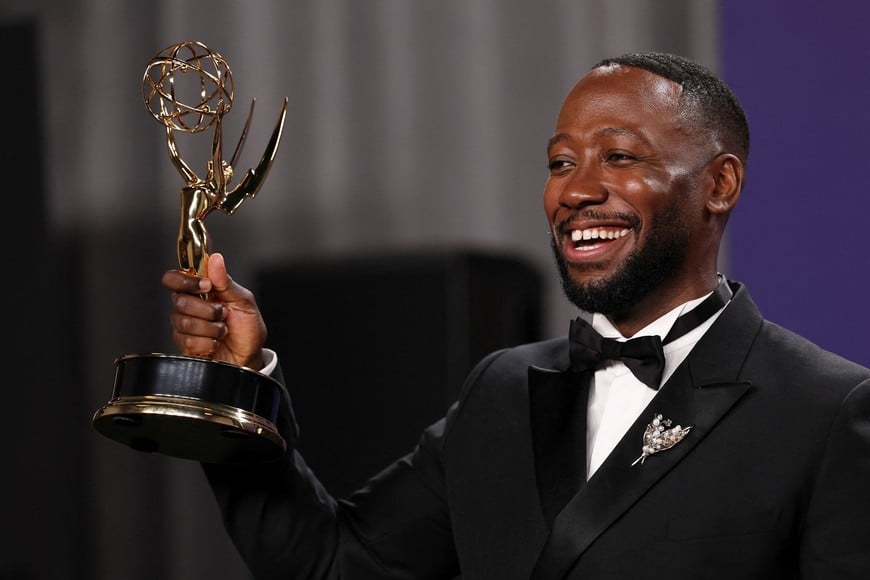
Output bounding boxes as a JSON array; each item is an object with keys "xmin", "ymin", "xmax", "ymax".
[{"xmin": 631, "ymin": 413, "xmax": 692, "ymax": 466}]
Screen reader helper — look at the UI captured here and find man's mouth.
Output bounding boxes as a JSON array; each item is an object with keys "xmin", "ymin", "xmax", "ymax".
[{"xmin": 570, "ymin": 227, "xmax": 631, "ymax": 248}]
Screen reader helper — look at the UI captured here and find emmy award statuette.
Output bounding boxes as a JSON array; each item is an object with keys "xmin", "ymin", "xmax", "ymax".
[{"xmin": 92, "ymin": 41, "xmax": 289, "ymax": 463}]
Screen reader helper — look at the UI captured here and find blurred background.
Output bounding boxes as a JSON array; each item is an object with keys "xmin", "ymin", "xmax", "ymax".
[{"xmin": 2, "ymin": 0, "xmax": 868, "ymax": 578}]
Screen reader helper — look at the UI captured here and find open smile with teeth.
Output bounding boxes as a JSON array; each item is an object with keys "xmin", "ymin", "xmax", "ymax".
[{"xmin": 571, "ymin": 227, "xmax": 631, "ymax": 247}]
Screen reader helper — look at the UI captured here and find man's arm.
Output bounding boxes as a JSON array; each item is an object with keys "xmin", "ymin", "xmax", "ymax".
[{"xmin": 203, "ymin": 369, "xmax": 460, "ymax": 579}]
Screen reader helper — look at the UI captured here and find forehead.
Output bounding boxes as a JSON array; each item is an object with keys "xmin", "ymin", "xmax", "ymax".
[{"xmin": 554, "ymin": 65, "xmax": 686, "ymax": 139}]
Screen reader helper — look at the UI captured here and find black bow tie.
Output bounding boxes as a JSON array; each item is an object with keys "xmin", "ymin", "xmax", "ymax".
[
  {"xmin": 569, "ymin": 279, "xmax": 733, "ymax": 390},
  {"xmin": 570, "ymin": 320, "xmax": 665, "ymax": 389}
]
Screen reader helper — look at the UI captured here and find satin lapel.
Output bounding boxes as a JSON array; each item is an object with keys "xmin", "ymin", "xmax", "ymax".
[
  {"xmin": 530, "ymin": 281, "xmax": 761, "ymax": 580},
  {"xmin": 528, "ymin": 365, "xmax": 590, "ymax": 528}
]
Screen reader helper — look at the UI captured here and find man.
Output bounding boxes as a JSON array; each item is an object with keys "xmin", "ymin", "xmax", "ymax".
[{"xmin": 162, "ymin": 52, "xmax": 870, "ymax": 579}]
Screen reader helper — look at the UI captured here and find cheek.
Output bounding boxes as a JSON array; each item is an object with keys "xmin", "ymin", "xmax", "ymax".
[
  {"xmin": 621, "ymin": 176, "xmax": 673, "ymax": 220},
  {"xmin": 623, "ymin": 178, "xmax": 652, "ymax": 197},
  {"xmin": 542, "ymin": 181, "xmax": 561, "ymax": 218},
  {"xmin": 630, "ymin": 171, "xmax": 689, "ymax": 207}
]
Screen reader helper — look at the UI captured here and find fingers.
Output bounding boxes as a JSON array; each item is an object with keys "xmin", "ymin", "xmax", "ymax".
[
  {"xmin": 173, "ymin": 292, "xmax": 225, "ymax": 322},
  {"xmin": 161, "ymin": 252, "xmax": 266, "ymax": 366},
  {"xmin": 173, "ymin": 332, "xmax": 221, "ymax": 358},
  {"xmin": 165, "ymin": 257, "xmax": 227, "ymax": 357},
  {"xmin": 161, "ymin": 268, "xmax": 211, "ymax": 294},
  {"xmin": 159, "ymin": 252, "xmax": 229, "ymax": 295},
  {"xmin": 170, "ymin": 300, "xmax": 226, "ymax": 332},
  {"xmin": 169, "ymin": 294, "xmax": 227, "ymax": 356}
]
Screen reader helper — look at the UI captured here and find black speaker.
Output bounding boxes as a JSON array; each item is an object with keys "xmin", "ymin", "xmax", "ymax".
[{"xmin": 255, "ymin": 250, "xmax": 542, "ymax": 497}]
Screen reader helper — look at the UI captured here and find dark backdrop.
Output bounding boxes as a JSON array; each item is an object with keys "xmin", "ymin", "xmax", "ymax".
[{"xmin": 1, "ymin": 18, "xmax": 88, "ymax": 580}]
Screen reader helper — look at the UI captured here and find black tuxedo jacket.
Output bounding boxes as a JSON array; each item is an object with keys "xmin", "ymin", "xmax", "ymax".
[{"xmin": 204, "ymin": 281, "xmax": 870, "ymax": 579}]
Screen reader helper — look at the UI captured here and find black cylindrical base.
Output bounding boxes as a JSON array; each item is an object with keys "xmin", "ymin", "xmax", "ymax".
[{"xmin": 92, "ymin": 353, "xmax": 286, "ymax": 463}]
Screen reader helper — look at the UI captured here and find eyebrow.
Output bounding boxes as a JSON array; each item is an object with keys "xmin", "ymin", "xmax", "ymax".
[
  {"xmin": 547, "ymin": 133, "xmax": 569, "ymax": 151},
  {"xmin": 547, "ymin": 127, "xmax": 648, "ymax": 152}
]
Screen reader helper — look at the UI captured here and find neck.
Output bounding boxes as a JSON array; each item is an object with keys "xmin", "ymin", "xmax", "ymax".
[{"xmin": 606, "ymin": 274, "xmax": 722, "ymax": 338}]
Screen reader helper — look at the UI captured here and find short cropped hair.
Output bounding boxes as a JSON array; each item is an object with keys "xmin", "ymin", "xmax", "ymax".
[{"xmin": 594, "ymin": 52, "xmax": 750, "ymax": 164}]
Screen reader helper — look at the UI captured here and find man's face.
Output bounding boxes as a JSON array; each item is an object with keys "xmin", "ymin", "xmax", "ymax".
[{"xmin": 544, "ymin": 65, "xmax": 712, "ymax": 318}]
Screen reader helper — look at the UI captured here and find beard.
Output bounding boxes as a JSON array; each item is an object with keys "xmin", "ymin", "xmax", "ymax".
[{"xmin": 551, "ymin": 202, "xmax": 689, "ymax": 317}]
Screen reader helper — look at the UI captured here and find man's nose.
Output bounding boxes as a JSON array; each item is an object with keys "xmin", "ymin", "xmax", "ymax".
[{"xmin": 558, "ymin": 162, "xmax": 608, "ymax": 208}]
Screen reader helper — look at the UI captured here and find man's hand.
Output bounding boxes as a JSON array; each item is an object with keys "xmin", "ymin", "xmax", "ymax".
[{"xmin": 161, "ymin": 252, "xmax": 267, "ymax": 370}]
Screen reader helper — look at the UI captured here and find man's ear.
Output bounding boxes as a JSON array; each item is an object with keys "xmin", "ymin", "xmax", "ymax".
[{"xmin": 706, "ymin": 153, "xmax": 744, "ymax": 215}]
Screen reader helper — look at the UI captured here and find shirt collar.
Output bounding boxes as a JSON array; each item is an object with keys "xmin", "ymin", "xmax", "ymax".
[{"xmin": 590, "ymin": 287, "xmax": 716, "ymax": 342}]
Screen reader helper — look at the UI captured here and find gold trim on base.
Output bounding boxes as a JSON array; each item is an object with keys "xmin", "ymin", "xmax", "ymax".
[{"xmin": 93, "ymin": 394, "xmax": 285, "ymax": 463}]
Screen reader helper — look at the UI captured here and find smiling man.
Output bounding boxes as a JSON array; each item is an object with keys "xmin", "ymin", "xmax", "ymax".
[
  {"xmin": 161, "ymin": 52, "xmax": 870, "ymax": 579},
  {"xmin": 546, "ymin": 55, "xmax": 743, "ymax": 333}
]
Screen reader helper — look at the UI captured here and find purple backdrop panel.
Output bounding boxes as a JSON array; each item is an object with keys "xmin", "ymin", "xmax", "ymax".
[{"xmin": 720, "ymin": 0, "xmax": 870, "ymax": 365}]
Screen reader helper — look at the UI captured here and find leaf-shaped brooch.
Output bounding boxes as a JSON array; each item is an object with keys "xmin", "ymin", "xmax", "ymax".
[{"xmin": 631, "ymin": 413, "xmax": 693, "ymax": 466}]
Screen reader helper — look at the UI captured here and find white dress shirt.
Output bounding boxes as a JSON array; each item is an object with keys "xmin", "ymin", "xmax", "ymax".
[{"xmin": 585, "ymin": 286, "xmax": 729, "ymax": 479}]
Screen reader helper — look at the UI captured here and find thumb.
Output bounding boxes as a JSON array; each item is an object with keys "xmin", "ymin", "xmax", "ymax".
[{"xmin": 206, "ymin": 252, "xmax": 234, "ymax": 297}]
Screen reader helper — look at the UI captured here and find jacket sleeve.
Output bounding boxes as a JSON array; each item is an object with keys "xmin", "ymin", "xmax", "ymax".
[
  {"xmin": 201, "ymin": 362, "xmax": 460, "ymax": 580},
  {"xmin": 799, "ymin": 377, "xmax": 870, "ymax": 579}
]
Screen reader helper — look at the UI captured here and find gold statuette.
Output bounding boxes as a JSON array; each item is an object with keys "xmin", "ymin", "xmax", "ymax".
[{"xmin": 92, "ymin": 41, "xmax": 289, "ymax": 463}]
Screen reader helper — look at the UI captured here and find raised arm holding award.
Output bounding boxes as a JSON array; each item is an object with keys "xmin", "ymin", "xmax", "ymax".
[{"xmin": 92, "ymin": 41, "xmax": 289, "ymax": 463}]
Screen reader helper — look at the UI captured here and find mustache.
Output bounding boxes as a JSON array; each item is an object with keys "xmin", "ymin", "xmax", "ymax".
[{"xmin": 555, "ymin": 210, "xmax": 641, "ymax": 234}]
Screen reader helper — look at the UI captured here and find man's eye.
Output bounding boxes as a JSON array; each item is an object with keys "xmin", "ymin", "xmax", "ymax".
[
  {"xmin": 548, "ymin": 159, "xmax": 573, "ymax": 172},
  {"xmin": 606, "ymin": 152, "xmax": 636, "ymax": 163}
]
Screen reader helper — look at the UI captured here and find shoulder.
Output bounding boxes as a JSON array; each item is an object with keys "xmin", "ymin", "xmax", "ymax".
[
  {"xmin": 751, "ymin": 319, "xmax": 870, "ymax": 386},
  {"xmin": 737, "ymin": 318, "xmax": 870, "ymax": 427},
  {"xmin": 464, "ymin": 337, "xmax": 569, "ymax": 383},
  {"xmin": 444, "ymin": 337, "xmax": 568, "ymax": 420},
  {"xmin": 719, "ymin": 280, "xmax": 870, "ymax": 394}
]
